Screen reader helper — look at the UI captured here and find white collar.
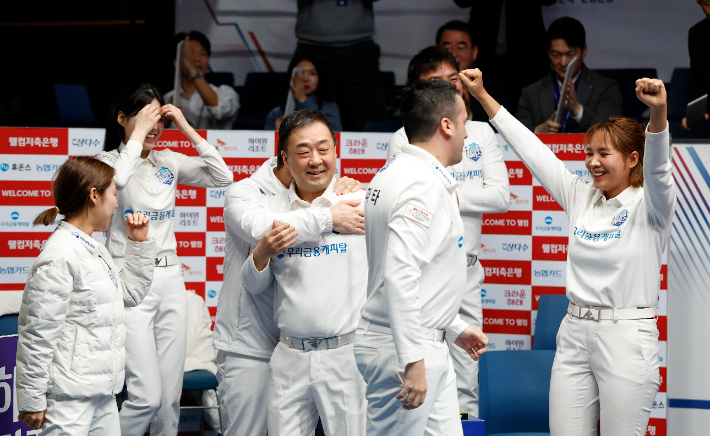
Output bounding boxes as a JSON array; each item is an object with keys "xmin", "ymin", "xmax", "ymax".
[
  {"xmin": 58, "ymin": 221, "xmax": 99, "ymax": 255},
  {"xmin": 287, "ymin": 176, "xmax": 338, "ymax": 208},
  {"xmin": 401, "ymin": 143, "xmax": 458, "ymax": 192}
]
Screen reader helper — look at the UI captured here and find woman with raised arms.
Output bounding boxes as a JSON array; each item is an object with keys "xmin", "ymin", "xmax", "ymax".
[{"xmin": 459, "ymin": 69, "xmax": 673, "ymax": 435}]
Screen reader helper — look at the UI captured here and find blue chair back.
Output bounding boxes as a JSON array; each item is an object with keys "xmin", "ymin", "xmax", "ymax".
[
  {"xmin": 0, "ymin": 314, "xmax": 19, "ymax": 336},
  {"xmin": 53, "ymin": 84, "xmax": 94, "ymax": 122},
  {"xmin": 479, "ymin": 350, "xmax": 555, "ymax": 435},
  {"xmin": 532, "ymin": 295, "xmax": 569, "ymax": 350},
  {"xmin": 182, "ymin": 369, "xmax": 218, "ymax": 391}
]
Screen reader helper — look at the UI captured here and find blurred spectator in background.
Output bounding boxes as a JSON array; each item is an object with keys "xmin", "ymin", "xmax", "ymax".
[
  {"xmin": 453, "ymin": 0, "xmax": 555, "ymax": 114},
  {"xmin": 265, "ymin": 55, "xmax": 342, "ymax": 131},
  {"xmin": 165, "ymin": 31, "xmax": 239, "ymax": 130},
  {"xmin": 436, "ymin": 20, "xmax": 509, "ymax": 122},
  {"xmin": 292, "ymin": 0, "xmax": 386, "ymax": 131},
  {"xmin": 184, "ymin": 291, "xmax": 222, "ymax": 435},
  {"xmin": 516, "ymin": 17, "xmax": 622, "ymax": 134},
  {"xmin": 682, "ymin": 0, "xmax": 710, "ymax": 132}
]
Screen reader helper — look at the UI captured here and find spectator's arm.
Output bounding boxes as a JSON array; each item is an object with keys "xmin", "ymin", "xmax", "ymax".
[
  {"xmin": 204, "ymin": 85, "xmax": 240, "ymax": 122},
  {"xmin": 194, "ymin": 76, "xmax": 219, "ymax": 107},
  {"xmin": 265, "ymin": 107, "xmax": 282, "ymax": 131}
]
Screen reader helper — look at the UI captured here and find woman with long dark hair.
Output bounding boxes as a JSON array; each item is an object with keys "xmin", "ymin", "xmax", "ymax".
[
  {"xmin": 16, "ymin": 157, "xmax": 154, "ymax": 435},
  {"xmin": 460, "ymin": 69, "xmax": 673, "ymax": 435},
  {"xmin": 97, "ymin": 82, "xmax": 232, "ymax": 436},
  {"xmin": 265, "ymin": 55, "xmax": 342, "ymax": 131}
]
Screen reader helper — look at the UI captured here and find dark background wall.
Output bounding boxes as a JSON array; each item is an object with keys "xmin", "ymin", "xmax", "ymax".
[{"xmin": 0, "ymin": 0, "xmax": 175, "ymax": 127}]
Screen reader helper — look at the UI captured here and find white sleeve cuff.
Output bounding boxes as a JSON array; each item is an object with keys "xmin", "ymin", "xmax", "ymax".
[
  {"xmin": 194, "ymin": 140, "xmax": 211, "ymax": 155},
  {"xmin": 572, "ymin": 105, "xmax": 584, "ymax": 123},
  {"xmin": 445, "ymin": 315, "xmax": 469, "ymax": 341},
  {"xmin": 125, "ymin": 139, "xmax": 143, "ymax": 152}
]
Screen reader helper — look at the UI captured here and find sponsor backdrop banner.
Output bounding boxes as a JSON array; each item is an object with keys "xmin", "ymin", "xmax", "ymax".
[
  {"xmin": 668, "ymin": 144, "xmax": 710, "ymax": 435},
  {"xmin": 0, "ymin": 127, "xmax": 667, "ymax": 435},
  {"xmin": 175, "ymin": 0, "xmax": 698, "ymax": 86}
]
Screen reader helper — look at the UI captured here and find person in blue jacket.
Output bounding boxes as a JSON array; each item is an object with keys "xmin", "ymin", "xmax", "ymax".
[{"xmin": 265, "ymin": 55, "xmax": 342, "ymax": 131}]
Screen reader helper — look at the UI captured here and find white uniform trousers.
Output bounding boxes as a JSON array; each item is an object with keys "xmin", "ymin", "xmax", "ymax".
[
  {"xmin": 445, "ymin": 261, "xmax": 484, "ymax": 416},
  {"xmin": 268, "ymin": 341, "xmax": 366, "ymax": 436},
  {"xmin": 216, "ymin": 350, "xmax": 271, "ymax": 436},
  {"xmin": 354, "ymin": 332, "xmax": 463, "ymax": 436},
  {"xmin": 41, "ymin": 395, "xmax": 119, "ymax": 436},
  {"xmin": 549, "ymin": 314, "xmax": 660, "ymax": 436},
  {"xmin": 119, "ymin": 265, "xmax": 187, "ymax": 436}
]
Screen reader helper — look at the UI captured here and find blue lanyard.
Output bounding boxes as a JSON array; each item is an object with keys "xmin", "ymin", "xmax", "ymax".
[{"xmin": 553, "ymin": 66, "xmax": 583, "ymax": 131}]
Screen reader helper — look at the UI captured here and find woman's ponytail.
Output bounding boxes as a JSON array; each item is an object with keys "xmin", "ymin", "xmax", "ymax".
[{"xmin": 33, "ymin": 206, "xmax": 59, "ymax": 227}]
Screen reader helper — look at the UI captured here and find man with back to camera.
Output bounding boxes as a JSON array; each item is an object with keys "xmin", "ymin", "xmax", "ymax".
[
  {"xmin": 216, "ymin": 150, "xmax": 364, "ymax": 436},
  {"xmin": 240, "ymin": 110, "xmax": 367, "ymax": 435},
  {"xmin": 354, "ymin": 79, "xmax": 489, "ymax": 435},
  {"xmin": 516, "ymin": 17, "xmax": 622, "ymax": 134},
  {"xmin": 164, "ymin": 31, "xmax": 240, "ymax": 130},
  {"xmin": 436, "ymin": 21, "xmax": 510, "ymax": 122},
  {"xmin": 387, "ymin": 46, "xmax": 509, "ymax": 418}
]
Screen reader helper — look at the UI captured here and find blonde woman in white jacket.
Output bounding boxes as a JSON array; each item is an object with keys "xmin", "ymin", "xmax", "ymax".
[{"xmin": 16, "ymin": 156, "xmax": 155, "ymax": 435}]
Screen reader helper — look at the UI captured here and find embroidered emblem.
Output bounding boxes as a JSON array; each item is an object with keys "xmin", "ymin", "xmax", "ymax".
[
  {"xmin": 611, "ymin": 209, "xmax": 628, "ymax": 227},
  {"xmin": 465, "ymin": 142, "xmax": 482, "ymax": 161},
  {"xmin": 403, "ymin": 203, "xmax": 434, "ymax": 228},
  {"xmin": 155, "ymin": 167, "xmax": 175, "ymax": 185},
  {"xmin": 307, "ymin": 339, "xmax": 322, "ymax": 349},
  {"xmin": 458, "ymin": 236, "xmax": 464, "ymax": 248}
]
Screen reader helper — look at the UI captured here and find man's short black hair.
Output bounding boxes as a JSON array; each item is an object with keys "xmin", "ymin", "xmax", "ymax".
[
  {"xmin": 435, "ymin": 20, "xmax": 474, "ymax": 46},
  {"xmin": 401, "ymin": 80, "xmax": 460, "ymax": 144},
  {"xmin": 546, "ymin": 17, "xmax": 586, "ymax": 50},
  {"xmin": 173, "ymin": 30, "xmax": 212, "ymax": 57},
  {"xmin": 277, "ymin": 110, "xmax": 337, "ymax": 167},
  {"xmin": 407, "ymin": 46, "xmax": 460, "ymax": 85}
]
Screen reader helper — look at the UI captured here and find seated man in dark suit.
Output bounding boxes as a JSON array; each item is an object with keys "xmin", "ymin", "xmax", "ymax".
[
  {"xmin": 436, "ymin": 20, "xmax": 509, "ymax": 122},
  {"xmin": 516, "ymin": 17, "xmax": 622, "ymax": 133}
]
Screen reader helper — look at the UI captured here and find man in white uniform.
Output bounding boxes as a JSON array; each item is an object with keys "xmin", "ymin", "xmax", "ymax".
[
  {"xmin": 241, "ymin": 110, "xmax": 368, "ymax": 436},
  {"xmin": 217, "ymin": 152, "xmax": 364, "ymax": 436},
  {"xmin": 355, "ymin": 79, "xmax": 489, "ymax": 436},
  {"xmin": 388, "ymin": 46, "xmax": 509, "ymax": 417}
]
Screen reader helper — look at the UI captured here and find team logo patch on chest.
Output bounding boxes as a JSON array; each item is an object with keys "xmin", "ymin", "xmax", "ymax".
[
  {"xmin": 404, "ymin": 203, "xmax": 433, "ymax": 228},
  {"xmin": 465, "ymin": 142, "xmax": 482, "ymax": 161},
  {"xmin": 155, "ymin": 167, "xmax": 175, "ymax": 185},
  {"xmin": 611, "ymin": 209, "xmax": 628, "ymax": 227}
]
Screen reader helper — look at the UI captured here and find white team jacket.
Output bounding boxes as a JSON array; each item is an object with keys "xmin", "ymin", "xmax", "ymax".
[{"xmin": 16, "ymin": 221, "xmax": 155, "ymax": 412}]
